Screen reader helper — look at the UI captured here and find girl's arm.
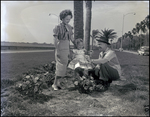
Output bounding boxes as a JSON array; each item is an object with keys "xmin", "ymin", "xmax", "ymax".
[
  {"xmin": 83, "ymin": 49, "xmax": 89, "ymax": 55},
  {"xmin": 70, "ymin": 49, "xmax": 75, "ymax": 60},
  {"xmin": 85, "ymin": 55, "xmax": 91, "ymax": 62}
]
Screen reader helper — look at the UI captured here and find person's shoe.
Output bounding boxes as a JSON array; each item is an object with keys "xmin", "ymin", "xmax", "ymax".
[
  {"xmin": 52, "ymin": 84, "xmax": 59, "ymax": 91},
  {"xmin": 57, "ymin": 80, "xmax": 64, "ymax": 88},
  {"xmin": 95, "ymin": 84, "xmax": 105, "ymax": 91},
  {"xmin": 95, "ymin": 83, "xmax": 109, "ymax": 92}
]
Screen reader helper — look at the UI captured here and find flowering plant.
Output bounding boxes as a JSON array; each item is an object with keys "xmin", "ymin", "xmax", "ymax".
[
  {"xmin": 15, "ymin": 61, "xmax": 56, "ymax": 97},
  {"xmin": 73, "ymin": 74, "xmax": 96, "ymax": 94},
  {"xmin": 73, "ymin": 73, "xmax": 109, "ymax": 94}
]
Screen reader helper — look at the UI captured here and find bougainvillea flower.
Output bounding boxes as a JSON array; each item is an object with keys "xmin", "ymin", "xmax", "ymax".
[{"xmin": 25, "ymin": 75, "xmax": 30, "ymax": 79}]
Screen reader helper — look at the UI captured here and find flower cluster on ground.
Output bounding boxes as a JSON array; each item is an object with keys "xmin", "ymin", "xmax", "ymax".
[
  {"xmin": 15, "ymin": 61, "xmax": 110, "ymax": 96},
  {"xmin": 73, "ymin": 73, "xmax": 108, "ymax": 94},
  {"xmin": 74, "ymin": 75, "xmax": 96, "ymax": 93},
  {"xmin": 15, "ymin": 61, "xmax": 56, "ymax": 97}
]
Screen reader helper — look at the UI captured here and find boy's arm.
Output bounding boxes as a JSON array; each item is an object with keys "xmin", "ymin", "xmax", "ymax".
[
  {"xmin": 91, "ymin": 58, "xmax": 108, "ymax": 64},
  {"xmin": 91, "ymin": 50, "xmax": 115, "ymax": 64},
  {"xmin": 85, "ymin": 55, "xmax": 91, "ymax": 62}
]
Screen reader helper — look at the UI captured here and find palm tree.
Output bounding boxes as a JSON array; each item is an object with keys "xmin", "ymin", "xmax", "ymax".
[
  {"xmin": 136, "ymin": 23, "xmax": 141, "ymax": 48},
  {"xmin": 110, "ymin": 39, "xmax": 114, "ymax": 49},
  {"xmin": 132, "ymin": 28, "xmax": 137, "ymax": 36},
  {"xmin": 144, "ymin": 15, "xmax": 149, "ymax": 30},
  {"xmin": 140, "ymin": 21, "xmax": 147, "ymax": 46},
  {"xmin": 98, "ymin": 28, "xmax": 117, "ymax": 49},
  {"xmin": 74, "ymin": 1, "xmax": 84, "ymax": 48},
  {"xmin": 143, "ymin": 15, "xmax": 149, "ymax": 45},
  {"xmin": 92, "ymin": 29, "xmax": 100, "ymax": 37},
  {"xmin": 127, "ymin": 31, "xmax": 133, "ymax": 50},
  {"xmin": 91, "ymin": 29, "xmax": 100, "ymax": 49},
  {"xmin": 132, "ymin": 28, "xmax": 137, "ymax": 48},
  {"xmin": 116, "ymin": 37, "xmax": 122, "ymax": 49},
  {"xmin": 124, "ymin": 33, "xmax": 128, "ymax": 39},
  {"xmin": 140, "ymin": 21, "xmax": 147, "ymax": 34},
  {"xmin": 122, "ymin": 32, "xmax": 129, "ymax": 50},
  {"xmin": 84, "ymin": 0, "xmax": 92, "ymax": 52}
]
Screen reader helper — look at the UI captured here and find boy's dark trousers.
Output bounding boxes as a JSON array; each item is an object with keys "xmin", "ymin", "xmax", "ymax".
[{"xmin": 75, "ymin": 63, "xmax": 120, "ymax": 85}]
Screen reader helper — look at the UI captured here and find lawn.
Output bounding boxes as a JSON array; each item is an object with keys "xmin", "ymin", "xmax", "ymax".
[{"xmin": 1, "ymin": 50, "xmax": 149, "ymax": 116}]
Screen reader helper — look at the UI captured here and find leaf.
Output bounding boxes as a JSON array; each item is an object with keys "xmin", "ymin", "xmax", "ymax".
[{"xmin": 34, "ymin": 86, "xmax": 39, "ymax": 93}]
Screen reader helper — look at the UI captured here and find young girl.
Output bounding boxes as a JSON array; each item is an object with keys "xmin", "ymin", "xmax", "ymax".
[
  {"xmin": 52, "ymin": 9, "xmax": 75, "ymax": 90},
  {"xmin": 68, "ymin": 38, "xmax": 93, "ymax": 71}
]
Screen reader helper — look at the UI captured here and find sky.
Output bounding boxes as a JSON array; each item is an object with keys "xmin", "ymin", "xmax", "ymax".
[{"xmin": 1, "ymin": 1, "xmax": 149, "ymax": 44}]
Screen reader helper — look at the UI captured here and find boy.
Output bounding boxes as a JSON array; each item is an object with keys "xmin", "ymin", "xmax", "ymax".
[{"xmin": 89, "ymin": 35, "xmax": 122, "ymax": 90}]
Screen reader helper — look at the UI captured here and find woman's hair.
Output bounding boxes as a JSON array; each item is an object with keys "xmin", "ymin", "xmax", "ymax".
[
  {"xmin": 59, "ymin": 9, "xmax": 73, "ymax": 20},
  {"xmin": 75, "ymin": 38, "xmax": 83, "ymax": 46}
]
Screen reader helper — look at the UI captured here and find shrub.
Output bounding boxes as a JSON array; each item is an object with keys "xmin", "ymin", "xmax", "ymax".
[
  {"xmin": 73, "ymin": 74, "xmax": 109, "ymax": 94},
  {"xmin": 15, "ymin": 61, "xmax": 56, "ymax": 97}
]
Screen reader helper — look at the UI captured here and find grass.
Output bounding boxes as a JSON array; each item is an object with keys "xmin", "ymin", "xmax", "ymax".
[{"xmin": 1, "ymin": 50, "xmax": 149, "ymax": 116}]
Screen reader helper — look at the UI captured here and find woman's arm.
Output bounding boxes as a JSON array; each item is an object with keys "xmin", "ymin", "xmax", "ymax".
[
  {"xmin": 70, "ymin": 35, "xmax": 75, "ymax": 45},
  {"xmin": 53, "ymin": 36, "xmax": 59, "ymax": 48},
  {"xmin": 53, "ymin": 25, "xmax": 59, "ymax": 48}
]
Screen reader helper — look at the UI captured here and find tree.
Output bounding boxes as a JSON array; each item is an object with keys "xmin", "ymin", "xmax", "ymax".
[
  {"xmin": 140, "ymin": 21, "xmax": 147, "ymax": 34},
  {"xmin": 84, "ymin": 0, "xmax": 92, "ymax": 52},
  {"xmin": 136, "ymin": 23, "xmax": 141, "ymax": 48},
  {"xmin": 140, "ymin": 21, "xmax": 147, "ymax": 46},
  {"xmin": 132, "ymin": 28, "xmax": 137, "ymax": 48},
  {"xmin": 124, "ymin": 33, "xmax": 128, "ymax": 39},
  {"xmin": 98, "ymin": 28, "xmax": 117, "ymax": 48},
  {"xmin": 127, "ymin": 31, "xmax": 133, "ymax": 50},
  {"xmin": 74, "ymin": 1, "xmax": 84, "ymax": 48},
  {"xmin": 144, "ymin": 15, "xmax": 149, "ymax": 30},
  {"xmin": 143, "ymin": 15, "xmax": 149, "ymax": 45},
  {"xmin": 122, "ymin": 32, "xmax": 129, "ymax": 50},
  {"xmin": 91, "ymin": 29, "xmax": 100, "ymax": 49},
  {"xmin": 116, "ymin": 37, "xmax": 122, "ymax": 49},
  {"xmin": 132, "ymin": 28, "xmax": 137, "ymax": 35}
]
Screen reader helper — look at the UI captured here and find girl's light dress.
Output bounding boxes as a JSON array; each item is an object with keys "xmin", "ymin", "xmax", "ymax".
[{"xmin": 68, "ymin": 49, "xmax": 93, "ymax": 70}]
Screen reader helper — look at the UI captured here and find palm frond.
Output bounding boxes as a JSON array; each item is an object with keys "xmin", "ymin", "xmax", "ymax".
[{"xmin": 98, "ymin": 28, "xmax": 117, "ymax": 41}]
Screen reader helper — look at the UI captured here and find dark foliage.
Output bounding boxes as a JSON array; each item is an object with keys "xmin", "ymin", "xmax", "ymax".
[{"xmin": 15, "ymin": 61, "xmax": 56, "ymax": 97}]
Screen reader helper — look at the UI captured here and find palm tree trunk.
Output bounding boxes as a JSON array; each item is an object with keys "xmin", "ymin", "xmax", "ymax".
[
  {"xmin": 84, "ymin": 1, "xmax": 92, "ymax": 52},
  {"xmin": 74, "ymin": 1, "xmax": 84, "ymax": 48},
  {"xmin": 147, "ymin": 32, "xmax": 149, "ymax": 46},
  {"xmin": 90, "ymin": 35, "xmax": 94, "ymax": 50},
  {"xmin": 139, "ymin": 31, "xmax": 141, "ymax": 48},
  {"xmin": 146, "ymin": 31, "xmax": 149, "ymax": 46},
  {"xmin": 110, "ymin": 40, "xmax": 113, "ymax": 49},
  {"xmin": 140, "ymin": 31, "xmax": 142, "ymax": 47}
]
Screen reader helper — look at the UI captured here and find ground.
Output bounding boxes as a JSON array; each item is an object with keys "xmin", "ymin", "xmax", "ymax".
[{"xmin": 1, "ymin": 50, "xmax": 149, "ymax": 116}]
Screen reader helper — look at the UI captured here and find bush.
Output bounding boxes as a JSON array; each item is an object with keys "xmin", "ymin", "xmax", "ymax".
[
  {"xmin": 15, "ymin": 61, "xmax": 56, "ymax": 97},
  {"xmin": 73, "ymin": 74, "xmax": 109, "ymax": 94}
]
